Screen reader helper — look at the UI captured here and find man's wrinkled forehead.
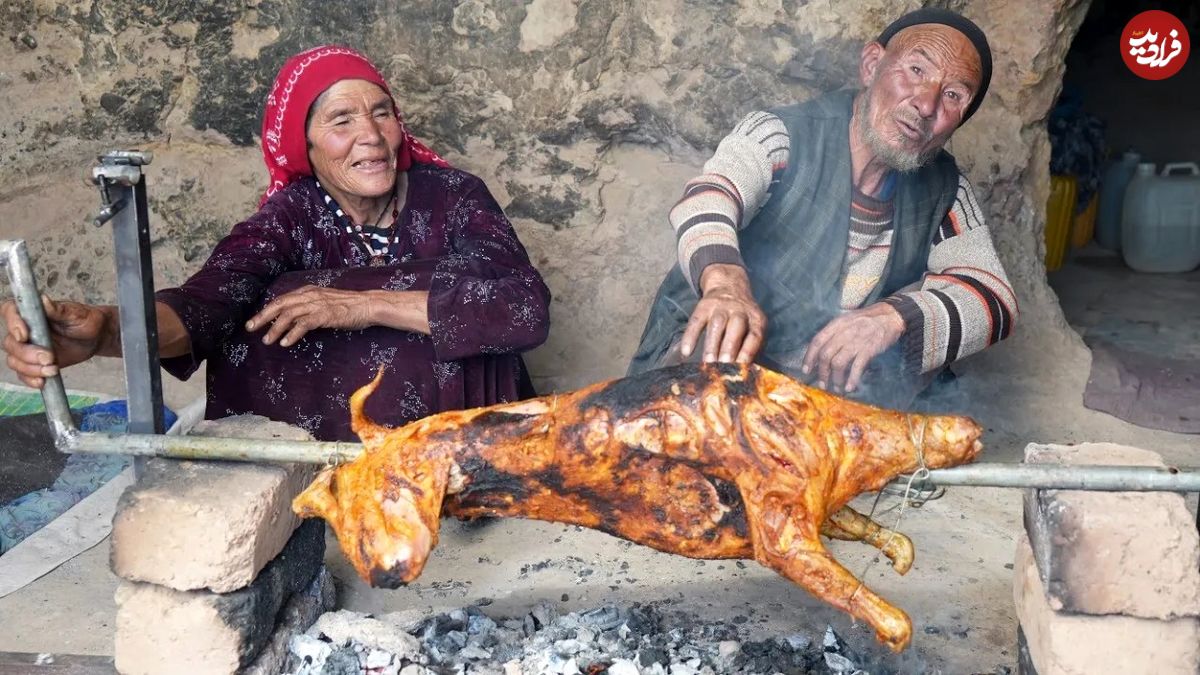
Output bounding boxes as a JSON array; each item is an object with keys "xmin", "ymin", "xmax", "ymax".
[{"xmin": 886, "ymin": 24, "xmax": 984, "ymax": 90}]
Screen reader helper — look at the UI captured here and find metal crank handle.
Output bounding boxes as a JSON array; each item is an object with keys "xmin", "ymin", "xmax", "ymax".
[{"xmin": 0, "ymin": 240, "xmax": 74, "ymax": 440}]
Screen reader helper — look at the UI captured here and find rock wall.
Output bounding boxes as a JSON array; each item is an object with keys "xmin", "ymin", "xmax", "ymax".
[{"xmin": 0, "ymin": 0, "xmax": 1089, "ymax": 393}]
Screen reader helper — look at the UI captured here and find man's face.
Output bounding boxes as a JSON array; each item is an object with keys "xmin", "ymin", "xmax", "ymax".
[{"xmin": 857, "ymin": 25, "xmax": 983, "ymax": 172}]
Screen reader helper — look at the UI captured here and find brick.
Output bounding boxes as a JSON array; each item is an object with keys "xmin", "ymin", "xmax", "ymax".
[
  {"xmin": 1014, "ymin": 535, "xmax": 1200, "ymax": 675},
  {"xmin": 114, "ymin": 518, "xmax": 325, "ymax": 675},
  {"xmin": 110, "ymin": 415, "xmax": 316, "ymax": 592},
  {"xmin": 244, "ymin": 565, "xmax": 337, "ymax": 675},
  {"xmin": 1023, "ymin": 442, "xmax": 1200, "ymax": 619}
]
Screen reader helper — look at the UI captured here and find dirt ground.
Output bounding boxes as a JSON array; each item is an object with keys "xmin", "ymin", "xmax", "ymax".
[{"xmin": 1, "ymin": 248, "xmax": 1197, "ymax": 673}]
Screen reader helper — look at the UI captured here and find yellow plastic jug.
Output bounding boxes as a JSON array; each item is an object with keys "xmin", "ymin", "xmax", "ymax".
[
  {"xmin": 1045, "ymin": 175, "xmax": 1076, "ymax": 271},
  {"xmin": 1071, "ymin": 193, "xmax": 1098, "ymax": 249}
]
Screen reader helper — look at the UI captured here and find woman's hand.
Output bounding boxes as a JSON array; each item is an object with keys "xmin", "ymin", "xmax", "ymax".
[
  {"xmin": 247, "ymin": 286, "xmax": 431, "ymax": 347},
  {"xmin": 2, "ymin": 297, "xmax": 116, "ymax": 388},
  {"xmin": 246, "ymin": 286, "xmax": 377, "ymax": 347}
]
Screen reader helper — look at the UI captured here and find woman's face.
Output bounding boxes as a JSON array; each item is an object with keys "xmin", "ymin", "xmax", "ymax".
[{"xmin": 306, "ymin": 79, "xmax": 403, "ymax": 200}]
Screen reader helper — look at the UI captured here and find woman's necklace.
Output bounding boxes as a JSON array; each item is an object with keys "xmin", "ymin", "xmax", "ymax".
[
  {"xmin": 317, "ymin": 177, "xmax": 404, "ymax": 266},
  {"xmin": 367, "ymin": 195, "xmax": 393, "ymax": 229},
  {"xmin": 368, "ymin": 215, "xmax": 399, "ymax": 266},
  {"xmin": 363, "ymin": 192, "xmax": 399, "ymax": 266}
]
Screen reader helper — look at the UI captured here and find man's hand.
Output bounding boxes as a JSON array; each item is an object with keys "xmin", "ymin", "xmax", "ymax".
[
  {"xmin": 247, "ymin": 286, "xmax": 379, "ymax": 347},
  {"xmin": 801, "ymin": 302, "xmax": 905, "ymax": 394},
  {"xmin": 2, "ymin": 297, "xmax": 115, "ymax": 388},
  {"xmin": 681, "ymin": 263, "xmax": 767, "ymax": 364}
]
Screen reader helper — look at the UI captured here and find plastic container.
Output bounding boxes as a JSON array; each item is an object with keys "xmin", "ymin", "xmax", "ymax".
[
  {"xmin": 1095, "ymin": 151, "xmax": 1141, "ymax": 251},
  {"xmin": 1071, "ymin": 192, "xmax": 1098, "ymax": 248},
  {"xmin": 1045, "ymin": 175, "xmax": 1076, "ymax": 272},
  {"xmin": 1121, "ymin": 162, "xmax": 1200, "ymax": 273}
]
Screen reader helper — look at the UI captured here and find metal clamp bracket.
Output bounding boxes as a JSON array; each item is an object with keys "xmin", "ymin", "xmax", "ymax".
[{"xmin": 90, "ymin": 151, "xmax": 153, "ymax": 227}]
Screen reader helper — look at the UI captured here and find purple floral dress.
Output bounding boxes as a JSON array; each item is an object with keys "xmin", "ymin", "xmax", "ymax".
[{"xmin": 156, "ymin": 165, "xmax": 551, "ymax": 441}]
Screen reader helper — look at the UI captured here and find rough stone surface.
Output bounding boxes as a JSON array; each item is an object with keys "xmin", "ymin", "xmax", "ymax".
[
  {"xmin": 110, "ymin": 415, "xmax": 315, "ymax": 593},
  {"xmin": 113, "ymin": 518, "xmax": 325, "ymax": 675},
  {"xmin": 1013, "ymin": 535, "xmax": 1200, "ymax": 675},
  {"xmin": 1016, "ymin": 626, "xmax": 1037, "ymax": 675},
  {"xmin": 0, "ymin": 0, "xmax": 1091, "ymax": 394},
  {"xmin": 1023, "ymin": 442, "xmax": 1200, "ymax": 620},
  {"xmin": 244, "ymin": 565, "xmax": 337, "ymax": 675}
]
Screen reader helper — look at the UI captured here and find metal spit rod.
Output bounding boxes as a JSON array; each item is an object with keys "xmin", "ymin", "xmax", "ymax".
[
  {"xmin": 919, "ymin": 463, "xmax": 1200, "ymax": 491},
  {"xmin": 67, "ymin": 430, "xmax": 363, "ymax": 465},
  {"xmin": 56, "ymin": 430, "xmax": 1200, "ymax": 493},
  {"xmin": 4, "ymin": 238, "xmax": 1200, "ymax": 491}
]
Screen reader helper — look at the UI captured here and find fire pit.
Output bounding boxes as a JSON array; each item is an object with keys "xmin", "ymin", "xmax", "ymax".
[{"xmin": 285, "ymin": 600, "xmax": 931, "ymax": 675}]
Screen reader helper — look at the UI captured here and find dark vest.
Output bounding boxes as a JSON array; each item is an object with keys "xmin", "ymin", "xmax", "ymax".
[{"xmin": 628, "ymin": 89, "xmax": 959, "ymax": 377}]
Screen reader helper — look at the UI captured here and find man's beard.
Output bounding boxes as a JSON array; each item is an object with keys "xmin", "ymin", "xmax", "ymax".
[{"xmin": 857, "ymin": 85, "xmax": 939, "ymax": 173}]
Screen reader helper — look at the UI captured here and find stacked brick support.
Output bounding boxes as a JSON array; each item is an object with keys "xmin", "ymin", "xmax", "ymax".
[
  {"xmin": 1014, "ymin": 443, "xmax": 1200, "ymax": 675},
  {"xmin": 109, "ymin": 416, "xmax": 335, "ymax": 674}
]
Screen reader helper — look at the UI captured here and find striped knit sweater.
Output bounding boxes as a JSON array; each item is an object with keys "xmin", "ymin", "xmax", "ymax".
[
  {"xmin": 671, "ymin": 111, "xmax": 1018, "ymax": 374},
  {"xmin": 843, "ymin": 182, "xmax": 897, "ymax": 310}
]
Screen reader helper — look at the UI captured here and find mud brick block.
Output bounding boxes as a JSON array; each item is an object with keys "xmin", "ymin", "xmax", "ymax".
[
  {"xmin": 1014, "ymin": 534, "xmax": 1200, "ymax": 675},
  {"xmin": 244, "ymin": 565, "xmax": 337, "ymax": 675},
  {"xmin": 110, "ymin": 415, "xmax": 316, "ymax": 592},
  {"xmin": 114, "ymin": 518, "xmax": 325, "ymax": 675},
  {"xmin": 1023, "ymin": 442, "xmax": 1200, "ymax": 619}
]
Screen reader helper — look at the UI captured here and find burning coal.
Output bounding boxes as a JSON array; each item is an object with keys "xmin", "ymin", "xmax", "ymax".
[{"xmin": 284, "ymin": 601, "xmax": 929, "ymax": 674}]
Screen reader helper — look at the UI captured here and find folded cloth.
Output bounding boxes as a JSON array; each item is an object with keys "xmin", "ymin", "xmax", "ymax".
[
  {"xmin": 0, "ymin": 466, "xmax": 136, "ymax": 598},
  {"xmin": 1084, "ymin": 339, "xmax": 1200, "ymax": 434},
  {"xmin": 0, "ymin": 381, "xmax": 105, "ymax": 416}
]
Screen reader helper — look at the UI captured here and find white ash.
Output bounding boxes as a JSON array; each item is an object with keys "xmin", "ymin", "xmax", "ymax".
[{"xmin": 279, "ymin": 600, "xmax": 946, "ymax": 675}]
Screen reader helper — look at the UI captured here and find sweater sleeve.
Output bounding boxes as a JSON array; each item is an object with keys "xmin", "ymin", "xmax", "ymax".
[
  {"xmin": 672, "ymin": 111, "xmax": 790, "ymax": 291},
  {"xmin": 883, "ymin": 173, "xmax": 1019, "ymax": 373}
]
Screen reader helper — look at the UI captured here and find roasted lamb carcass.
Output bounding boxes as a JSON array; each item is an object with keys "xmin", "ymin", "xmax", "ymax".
[{"xmin": 294, "ymin": 363, "xmax": 982, "ymax": 650}]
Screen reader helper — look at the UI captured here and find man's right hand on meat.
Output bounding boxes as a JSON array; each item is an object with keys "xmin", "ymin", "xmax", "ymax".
[{"xmin": 630, "ymin": 8, "xmax": 1019, "ymax": 410}]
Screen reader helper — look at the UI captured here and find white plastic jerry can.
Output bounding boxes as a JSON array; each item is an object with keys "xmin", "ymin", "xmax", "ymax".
[
  {"xmin": 1121, "ymin": 162, "xmax": 1200, "ymax": 273},
  {"xmin": 1096, "ymin": 151, "xmax": 1141, "ymax": 251}
]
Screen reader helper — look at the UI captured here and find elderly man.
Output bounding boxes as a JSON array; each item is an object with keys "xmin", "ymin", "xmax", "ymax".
[{"xmin": 629, "ymin": 8, "xmax": 1017, "ymax": 409}]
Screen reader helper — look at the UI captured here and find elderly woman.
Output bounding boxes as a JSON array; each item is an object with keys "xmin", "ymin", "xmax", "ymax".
[{"xmin": 1, "ymin": 45, "xmax": 551, "ymax": 441}]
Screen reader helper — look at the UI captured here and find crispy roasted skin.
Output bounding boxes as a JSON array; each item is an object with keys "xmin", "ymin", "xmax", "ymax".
[{"xmin": 294, "ymin": 363, "xmax": 982, "ymax": 651}]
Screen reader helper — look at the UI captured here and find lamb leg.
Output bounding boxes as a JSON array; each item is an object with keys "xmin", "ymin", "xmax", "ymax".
[
  {"xmin": 821, "ymin": 506, "xmax": 915, "ymax": 575},
  {"xmin": 739, "ymin": 484, "xmax": 912, "ymax": 651}
]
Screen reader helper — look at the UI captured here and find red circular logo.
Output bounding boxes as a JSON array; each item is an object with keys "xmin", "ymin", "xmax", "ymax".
[{"xmin": 1121, "ymin": 10, "xmax": 1190, "ymax": 80}]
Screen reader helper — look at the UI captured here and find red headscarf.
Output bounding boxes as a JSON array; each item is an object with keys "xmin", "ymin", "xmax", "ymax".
[{"xmin": 259, "ymin": 45, "xmax": 450, "ymax": 205}]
